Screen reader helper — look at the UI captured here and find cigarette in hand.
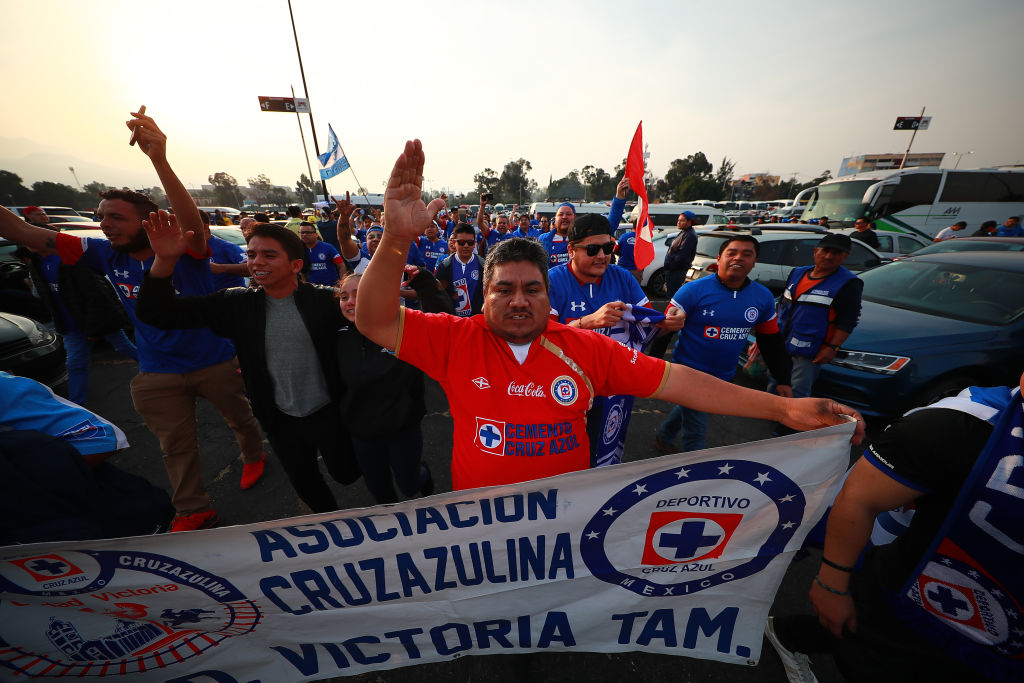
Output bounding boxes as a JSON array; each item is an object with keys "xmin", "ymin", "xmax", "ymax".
[{"xmin": 129, "ymin": 104, "xmax": 147, "ymax": 146}]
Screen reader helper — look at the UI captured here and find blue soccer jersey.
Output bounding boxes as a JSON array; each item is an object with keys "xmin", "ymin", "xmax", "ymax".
[
  {"xmin": 208, "ymin": 235, "xmax": 247, "ymax": 290},
  {"xmin": 417, "ymin": 236, "xmax": 449, "ymax": 273},
  {"xmin": 56, "ymin": 233, "xmax": 236, "ymax": 374},
  {"xmin": 669, "ymin": 275, "xmax": 778, "ymax": 380},
  {"xmin": 306, "ymin": 240, "xmax": 343, "ymax": 286},
  {"xmin": 538, "ymin": 231, "xmax": 570, "ymax": 268},
  {"xmin": 548, "ymin": 263, "xmax": 649, "ymax": 324}
]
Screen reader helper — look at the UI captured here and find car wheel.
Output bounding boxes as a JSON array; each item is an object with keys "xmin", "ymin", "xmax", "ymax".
[
  {"xmin": 907, "ymin": 373, "xmax": 974, "ymax": 412},
  {"xmin": 646, "ymin": 268, "xmax": 667, "ymax": 299}
]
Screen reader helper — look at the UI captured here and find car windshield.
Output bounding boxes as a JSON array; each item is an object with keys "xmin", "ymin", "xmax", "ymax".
[
  {"xmin": 694, "ymin": 234, "xmax": 729, "ymax": 257},
  {"xmin": 802, "ymin": 180, "xmax": 873, "ymax": 224},
  {"xmin": 907, "ymin": 240, "xmax": 1024, "ymax": 256},
  {"xmin": 860, "ymin": 260, "xmax": 1024, "ymax": 325}
]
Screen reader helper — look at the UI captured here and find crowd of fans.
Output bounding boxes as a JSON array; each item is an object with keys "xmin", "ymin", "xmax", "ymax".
[{"xmin": 0, "ymin": 112, "xmax": 1018, "ymax": 682}]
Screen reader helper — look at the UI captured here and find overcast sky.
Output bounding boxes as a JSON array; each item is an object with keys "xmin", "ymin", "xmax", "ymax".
[{"xmin": 2, "ymin": 0, "xmax": 1022, "ymax": 197}]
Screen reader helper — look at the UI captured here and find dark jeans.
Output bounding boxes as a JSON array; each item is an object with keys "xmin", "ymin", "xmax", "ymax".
[
  {"xmin": 264, "ymin": 403, "xmax": 360, "ymax": 513},
  {"xmin": 351, "ymin": 423, "xmax": 427, "ymax": 504}
]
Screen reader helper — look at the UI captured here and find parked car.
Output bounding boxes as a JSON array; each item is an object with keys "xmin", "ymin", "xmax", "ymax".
[
  {"xmin": 0, "ymin": 312, "xmax": 67, "ymax": 393},
  {"xmin": 51, "ymin": 221, "xmax": 103, "ymax": 230},
  {"xmin": 635, "ymin": 226, "xmax": 719, "ymax": 297},
  {"xmin": 679, "ymin": 228, "xmax": 885, "ymax": 296},
  {"xmin": 811, "ymin": 251, "xmax": 1024, "ymax": 418},
  {"xmin": 8, "ymin": 206, "xmax": 83, "ymax": 220},
  {"xmin": 832, "ymin": 228, "xmax": 930, "ymax": 259},
  {"xmin": 900, "ymin": 236, "xmax": 1024, "ymax": 258},
  {"xmin": 211, "ymin": 227, "xmax": 246, "ymax": 246}
]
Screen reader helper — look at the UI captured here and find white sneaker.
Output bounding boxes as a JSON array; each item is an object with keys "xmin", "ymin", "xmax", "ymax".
[{"xmin": 765, "ymin": 617, "xmax": 818, "ymax": 683}]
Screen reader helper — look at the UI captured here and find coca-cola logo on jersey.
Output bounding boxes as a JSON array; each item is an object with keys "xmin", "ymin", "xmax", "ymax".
[{"xmin": 507, "ymin": 382, "xmax": 546, "ymax": 398}]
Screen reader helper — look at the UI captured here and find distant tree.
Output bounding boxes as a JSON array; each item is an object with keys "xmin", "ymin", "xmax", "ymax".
[
  {"xmin": 267, "ymin": 186, "xmax": 292, "ymax": 208},
  {"xmin": 715, "ymin": 157, "xmax": 736, "ymax": 192},
  {"xmin": 581, "ymin": 165, "xmax": 617, "ymax": 201},
  {"xmin": 208, "ymin": 172, "xmax": 243, "ymax": 208},
  {"xmin": 0, "ymin": 170, "xmax": 31, "ymax": 205},
  {"xmin": 247, "ymin": 174, "xmax": 274, "ymax": 206},
  {"xmin": 294, "ymin": 175, "xmax": 316, "ymax": 205},
  {"xmin": 81, "ymin": 181, "xmax": 110, "ymax": 200},
  {"xmin": 147, "ymin": 186, "xmax": 168, "ymax": 209},
  {"xmin": 676, "ymin": 176, "xmax": 723, "ymax": 203},
  {"xmin": 31, "ymin": 181, "xmax": 81, "ymax": 208},
  {"xmin": 497, "ymin": 158, "xmax": 536, "ymax": 204},
  {"xmin": 808, "ymin": 169, "xmax": 832, "ymax": 186},
  {"xmin": 357, "ymin": 186, "xmax": 368, "ymax": 195},
  {"xmin": 546, "ymin": 170, "xmax": 585, "ymax": 201},
  {"xmin": 473, "ymin": 168, "xmax": 500, "ymax": 197}
]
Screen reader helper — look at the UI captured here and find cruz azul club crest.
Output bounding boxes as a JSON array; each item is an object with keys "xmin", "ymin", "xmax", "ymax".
[
  {"xmin": 0, "ymin": 549, "xmax": 261, "ymax": 678},
  {"xmin": 581, "ymin": 459, "xmax": 805, "ymax": 598}
]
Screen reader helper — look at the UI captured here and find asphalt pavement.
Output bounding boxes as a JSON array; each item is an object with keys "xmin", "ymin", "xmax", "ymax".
[{"xmin": 82, "ymin": 324, "xmax": 866, "ymax": 682}]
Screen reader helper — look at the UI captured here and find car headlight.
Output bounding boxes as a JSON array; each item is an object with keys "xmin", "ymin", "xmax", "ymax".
[
  {"xmin": 26, "ymin": 321, "xmax": 57, "ymax": 346},
  {"xmin": 831, "ymin": 349, "xmax": 910, "ymax": 374}
]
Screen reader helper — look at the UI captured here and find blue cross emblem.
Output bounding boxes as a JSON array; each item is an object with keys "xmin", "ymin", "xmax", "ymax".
[
  {"xmin": 658, "ymin": 521, "xmax": 721, "ymax": 560},
  {"xmin": 927, "ymin": 584, "xmax": 971, "ymax": 617},
  {"xmin": 29, "ymin": 558, "xmax": 69, "ymax": 575},
  {"xmin": 478, "ymin": 424, "xmax": 501, "ymax": 448}
]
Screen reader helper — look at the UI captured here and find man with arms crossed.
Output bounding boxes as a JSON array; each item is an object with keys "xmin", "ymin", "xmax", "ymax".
[
  {"xmin": 0, "ymin": 111, "xmax": 264, "ymax": 531},
  {"xmin": 356, "ymin": 140, "xmax": 864, "ymax": 490}
]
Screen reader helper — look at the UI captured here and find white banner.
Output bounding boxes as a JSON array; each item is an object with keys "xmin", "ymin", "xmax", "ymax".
[{"xmin": 0, "ymin": 423, "xmax": 853, "ymax": 681}]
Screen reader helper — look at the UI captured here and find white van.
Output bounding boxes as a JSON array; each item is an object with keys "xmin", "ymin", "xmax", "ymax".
[
  {"xmin": 528, "ymin": 201, "xmax": 617, "ymax": 219},
  {"xmin": 626, "ymin": 201, "xmax": 728, "ymax": 233}
]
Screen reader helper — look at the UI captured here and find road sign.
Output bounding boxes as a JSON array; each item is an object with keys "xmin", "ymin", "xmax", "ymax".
[
  {"xmin": 258, "ymin": 96, "xmax": 311, "ymax": 113},
  {"xmin": 894, "ymin": 115, "xmax": 932, "ymax": 131}
]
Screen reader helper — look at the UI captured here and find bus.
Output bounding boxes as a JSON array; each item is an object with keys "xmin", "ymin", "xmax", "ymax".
[{"xmin": 799, "ymin": 167, "xmax": 1024, "ymax": 238}]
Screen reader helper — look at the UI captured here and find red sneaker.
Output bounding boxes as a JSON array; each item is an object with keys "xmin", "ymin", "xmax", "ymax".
[
  {"xmin": 170, "ymin": 509, "xmax": 219, "ymax": 533},
  {"xmin": 241, "ymin": 454, "xmax": 266, "ymax": 490}
]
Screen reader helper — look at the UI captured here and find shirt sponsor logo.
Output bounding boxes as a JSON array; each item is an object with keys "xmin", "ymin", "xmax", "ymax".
[
  {"xmin": 704, "ymin": 326, "xmax": 720, "ymax": 339},
  {"xmin": 471, "ymin": 377, "xmax": 490, "ymax": 389},
  {"xmin": 508, "ymin": 382, "xmax": 546, "ymax": 398},
  {"xmin": 116, "ymin": 282, "xmax": 140, "ymax": 299},
  {"xmin": 474, "ymin": 418, "xmax": 505, "ymax": 455},
  {"xmin": 551, "ymin": 376, "xmax": 578, "ymax": 406}
]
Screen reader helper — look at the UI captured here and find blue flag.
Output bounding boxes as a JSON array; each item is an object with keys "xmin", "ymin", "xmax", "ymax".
[{"xmin": 318, "ymin": 125, "xmax": 350, "ymax": 180}]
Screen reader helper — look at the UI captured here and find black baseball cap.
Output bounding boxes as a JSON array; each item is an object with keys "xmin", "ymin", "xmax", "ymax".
[
  {"xmin": 817, "ymin": 232, "xmax": 852, "ymax": 252},
  {"xmin": 568, "ymin": 213, "xmax": 612, "ymax": 243}
]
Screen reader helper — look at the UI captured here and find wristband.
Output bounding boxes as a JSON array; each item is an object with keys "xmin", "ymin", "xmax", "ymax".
[
  {"xmin": 814, "ymin": 575, "xmax": 850, "ymax": 596},
  {"xmin": 825, "ymin": 342, "xmax": 840, "ymax": 351},
  {"xmin": 821, "ymin": 556, "xmax": 855, "ymax": 573}
]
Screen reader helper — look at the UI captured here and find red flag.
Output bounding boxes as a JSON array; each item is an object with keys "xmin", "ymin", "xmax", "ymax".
[{"xmin": 626, "ymin": 122, "xmax": 654, "ymax": 271}]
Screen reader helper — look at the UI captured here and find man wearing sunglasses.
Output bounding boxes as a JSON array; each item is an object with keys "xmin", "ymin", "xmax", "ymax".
[
  {"xmin": 434, "ymin": 224, "xmax": 484, "ymax": 317},
  {"xmin": 549, "ymin": 214, "xmax": 686, "ymax": 467}
]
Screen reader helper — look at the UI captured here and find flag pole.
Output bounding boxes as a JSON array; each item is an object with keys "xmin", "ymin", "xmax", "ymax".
[
  {"xmin": 335, "ymin": 140, "xmax": 372, "ymax": 209},
  {"xmin": 899, "ymin": 106, "xmax": 925, "ymax": 170},
  {"xmin": 287, "ymin": 0, "xmax": 328, "ymax": 201},
  {"xmin": 290, "ymin": 84, "xmax": 316, "ymax": 196}
]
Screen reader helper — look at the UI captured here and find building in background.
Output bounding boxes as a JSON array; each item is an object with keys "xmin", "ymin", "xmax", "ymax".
[{"xmin": 839, "ymin": 153, "xmax": 945, "ymax": 177}]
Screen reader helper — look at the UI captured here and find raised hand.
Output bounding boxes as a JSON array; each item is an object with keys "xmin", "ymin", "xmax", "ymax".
[
  {"xmin": 382, "ymin": 140, "xmax": 446, "ymax": 242},
  {"xmin": 616, "ymin": 176, "xmax": 630, "ymax": 199},
  {"xmin": 334, "ymin": 191, "xmax": 358, "ymax": 222},
  {"xmin": 143, "ymin": 210, "xmax": 191, "ymax": 261},
  {"xmin": 126, "ymin": 109, "xmax": 168, "ymax": 162}
]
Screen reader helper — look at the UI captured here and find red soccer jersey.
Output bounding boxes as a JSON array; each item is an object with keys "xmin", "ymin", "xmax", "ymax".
[{"xmin": 397, "ymin": 309, "xmax": 670, "ymax": 490}]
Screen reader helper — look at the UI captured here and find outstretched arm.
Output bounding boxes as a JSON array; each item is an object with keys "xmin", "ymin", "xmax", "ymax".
[
  {"xmin": 0, "ymin": 205, "xmax": 58, "ymax": 251},
  {"xmin": 653, "ymin": 362, "xmax": 865, "ymax": 444},
  {"xmin": 356, "ymin": 140, "xmax": 445, "ymax": 349},
  {"xmin": 126, "ymin": 109, "xmax": 205, "ymax": 254}
]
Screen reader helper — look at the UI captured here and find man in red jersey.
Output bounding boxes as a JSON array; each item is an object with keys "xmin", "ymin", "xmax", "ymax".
[{"xmin": 356, "ymin": 140, "xmax": 866, "ymax": 491}]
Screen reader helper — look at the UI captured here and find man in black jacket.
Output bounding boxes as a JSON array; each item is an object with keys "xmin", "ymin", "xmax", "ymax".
[{"xmin": 137, "ymin": 220, "xmax": 359, "ymax": 513}]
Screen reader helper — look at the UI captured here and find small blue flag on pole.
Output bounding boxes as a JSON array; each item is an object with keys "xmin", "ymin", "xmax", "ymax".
[{"xmin": 318, "ymin": 124, "xmax": 350, "ymax": 180}]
